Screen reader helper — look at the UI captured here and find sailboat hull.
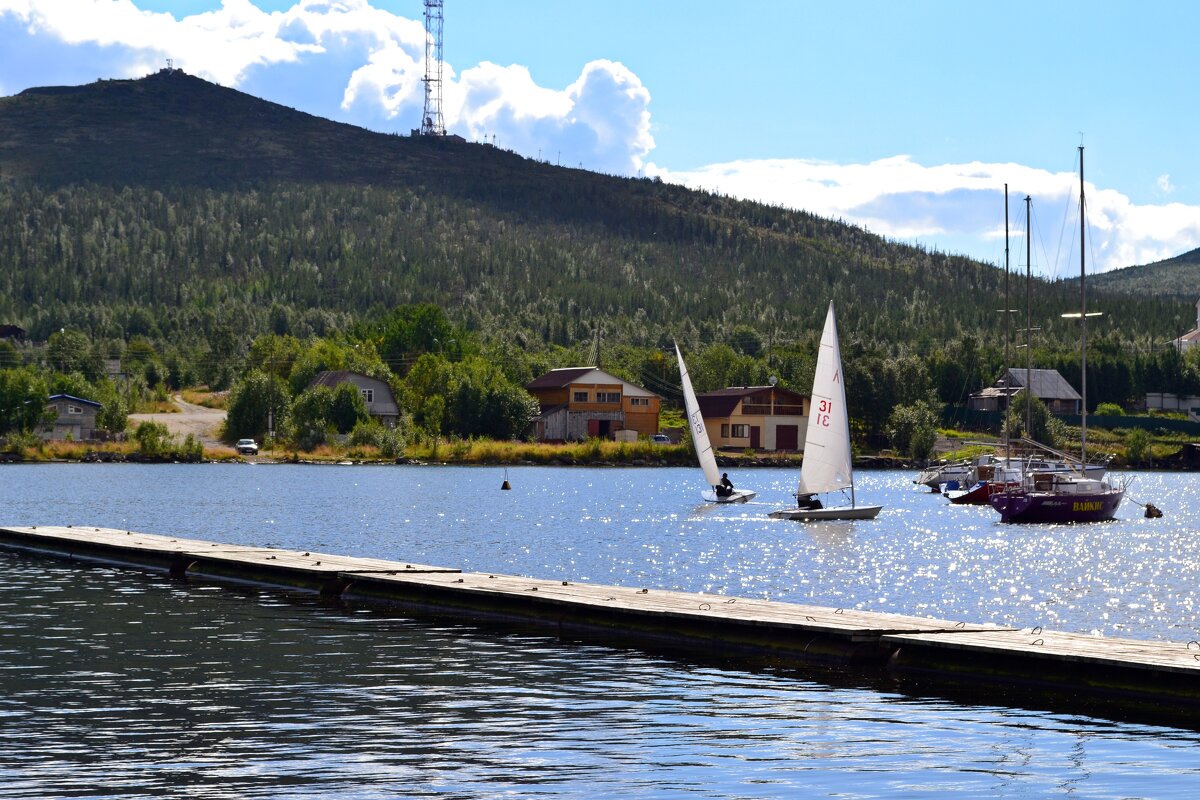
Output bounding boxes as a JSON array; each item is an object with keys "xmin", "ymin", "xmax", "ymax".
[
  {"xmin": 702, "ymin": 489, "xmax": 757, "ymax": 504},
  {"xmin": 769, "ymin": 504, "xmax": 882, "ymax": 521},
  {"xmin": 946, "ymin": 480, "xmax": 1020, "ymax": 505},
  {"xmin": 989, "ymin": 487, "xmax": 1124, "ymax": 523}
]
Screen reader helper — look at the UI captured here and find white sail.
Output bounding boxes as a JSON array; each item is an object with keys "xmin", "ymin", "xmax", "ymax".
[
  {"xmin": 798, "ymin": 302, "xmax": 854, "ymax": 496},
  {"xmin": 675, "ymin": 342, "xmax": 722, "ymax": 488}
]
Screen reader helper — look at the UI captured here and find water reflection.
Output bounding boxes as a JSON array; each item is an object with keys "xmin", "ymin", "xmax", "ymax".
[
  {"xmin": 2, "ymin": 554, "xmax": 1199, "ymax": 799},
  {"xmin": 4, "ymin": 464, "xmax": 1200, "ymax": 795}
]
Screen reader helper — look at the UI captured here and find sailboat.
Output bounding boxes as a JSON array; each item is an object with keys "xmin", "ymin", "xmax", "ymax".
[
  {"xmin": 944, "ymin": 186, "xmax": 1104, "ymax": 506},
  {"xmin": 770, "ymin": 302, "xmax": 882, "ymax": 521},
  {"xmin": 674, "ymin": 342, "xmax": 757, "ymax": 503},
  {"xmin": 988, "ymin": 147, "xmax": 1126, "ymax": 523}
]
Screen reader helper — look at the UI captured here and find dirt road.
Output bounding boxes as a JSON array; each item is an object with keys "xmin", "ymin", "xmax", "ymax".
[{"xmin": 128, "ymin": 396, "xmax": 227, "ymax": 448}]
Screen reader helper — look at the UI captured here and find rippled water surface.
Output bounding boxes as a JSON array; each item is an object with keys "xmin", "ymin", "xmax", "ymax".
[{"xmin": 2, "ymin": 464, "xmax": 1200, "ymax": 798}]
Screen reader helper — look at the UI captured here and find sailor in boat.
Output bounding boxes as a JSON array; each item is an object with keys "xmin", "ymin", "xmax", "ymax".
[
  {"xmin": 796, "ymin": 493, "xmax": 823, "ymax": 510},
  {"xmin": 715, "ymin": 473, "xmax": 735, "ymax": 498}
]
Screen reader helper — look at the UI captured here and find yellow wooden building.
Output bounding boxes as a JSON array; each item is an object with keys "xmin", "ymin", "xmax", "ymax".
[
  {"xmin": 525, "ymin": 367, "xmax": 662, "ymax": 441},
  {"xmin": 696, "ymin": 385, "xmax": 809, "ymax": 452}
]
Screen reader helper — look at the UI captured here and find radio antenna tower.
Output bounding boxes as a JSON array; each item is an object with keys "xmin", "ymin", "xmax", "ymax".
[{"xmin": 420, "ymin": 0, "xmax": 446, "ymax": 136}]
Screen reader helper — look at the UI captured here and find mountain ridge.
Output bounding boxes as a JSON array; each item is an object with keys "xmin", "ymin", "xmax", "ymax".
[{"xmin": 0, "ymin": 69, "xmax": 1193, "ymax": 353}]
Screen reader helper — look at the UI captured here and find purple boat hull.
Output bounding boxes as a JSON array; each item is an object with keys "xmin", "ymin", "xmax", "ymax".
[{"xmin": 988, "ymin": 487, "xmax": 1124, "ymax": 523}]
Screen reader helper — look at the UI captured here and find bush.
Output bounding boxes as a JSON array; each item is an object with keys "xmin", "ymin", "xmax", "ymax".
[
  {"xmin": 1095, "ymin": 402, "xmax": 1125, "ymax": 417},
  {"xmin": 133, "ymin": 422, "xmax": 204, "ymax": 461},
  {"xmin": 888, "ymin": 400, "xmax": 939, "ymax": 461},
  {"xmin": 133, "ymin": 421, "xmax": 173, "ymax": 457},
  {"xmin": 349, "ymin": 418, "xmax": 409, "ymax": 458},
  {"xmin": 1124, "ymin": 428, "xmax": 1151, "ymax": 465}
]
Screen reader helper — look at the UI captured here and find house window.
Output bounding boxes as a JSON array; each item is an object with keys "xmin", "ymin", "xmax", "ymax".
[
  {"xmin": 721, "ymin": 424, "xmax": 730, "ymax": 438},
  {"xmin": 360, "ymin": 388, "xmax": 374, "ymax": 403},
  {"xmin": 731, "ymin": 424, "xmax": 749, "ymax": 438},
  {"xmin": 629, "ymin": 397, "xmax": 649, "ymax": 407},
  {"xmin": 573, "ymin": 391, "xmax": 589, "ymax": 402},
  {"xmin": 68, "ymin": 405, "xmax": 83, "ymax": 415},
  {"xmin": 598, "ymin": 392, "xmax": 621, "ymax": 403}
]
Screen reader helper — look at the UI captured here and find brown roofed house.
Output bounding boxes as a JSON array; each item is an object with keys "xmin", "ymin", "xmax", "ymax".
[
  {"xmin": 696, "ymin": 385, "xmax": 809, "ymax": 452},
  {"xmin": 525, "ymin": 367, "xmax": 661, "ymax": 441}
]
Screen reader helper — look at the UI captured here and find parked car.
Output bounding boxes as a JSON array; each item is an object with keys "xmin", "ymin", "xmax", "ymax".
[
  {"xmin": 651, "ymin": 433, "xmax": 671, "ymax": 444},
  {"xmin": 236, "ymin": 438, "xmax": 259, "ymax": 455}
]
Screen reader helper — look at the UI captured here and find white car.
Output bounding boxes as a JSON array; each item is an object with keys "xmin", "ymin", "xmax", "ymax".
[{"xmin": 235, "ymin": 438, "xmax": 259, "ymax": 455}]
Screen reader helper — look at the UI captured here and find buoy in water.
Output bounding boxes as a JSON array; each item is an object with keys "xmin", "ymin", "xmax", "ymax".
[{"xmin": 501, "ymin": 468, "xmax": 511, "ymax": 491}]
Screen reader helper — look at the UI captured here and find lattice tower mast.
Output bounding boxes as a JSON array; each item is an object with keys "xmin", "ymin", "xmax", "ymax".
[{"xmin": 420, "ymin": 0, "xmax": 446, "ymax": 136}]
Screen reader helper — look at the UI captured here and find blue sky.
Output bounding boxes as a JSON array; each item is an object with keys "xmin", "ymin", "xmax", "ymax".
[{"xmin": 3, "ymin": 0, "xmax": 1199, "ymax": 276}]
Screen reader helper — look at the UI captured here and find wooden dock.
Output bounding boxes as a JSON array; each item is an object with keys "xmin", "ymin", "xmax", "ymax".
[{"xmin": 2, "ymin": 525, "xmax": 1198, "ymax": 723}]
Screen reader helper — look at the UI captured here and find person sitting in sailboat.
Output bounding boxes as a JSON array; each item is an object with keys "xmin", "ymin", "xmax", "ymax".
[
  {"xmin": 715, "ymin": 473, "xmax": 735, "ymax": 498},
  {"xmin": 796, "ymin": 493, "xmax": 823, "ymax": 510}
]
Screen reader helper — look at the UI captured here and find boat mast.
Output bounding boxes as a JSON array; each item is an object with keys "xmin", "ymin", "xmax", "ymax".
[
  {"xmin": 1003, "ymin": 184, "xmax": 1010, "ymax": 458},
  {"xmin": 1024, "ymin": 194, "xmax": 1032, "ymax": 438},
  {"xmin": 1079, "ymin": 146, "xmax": 1088, "ymax": 464}
]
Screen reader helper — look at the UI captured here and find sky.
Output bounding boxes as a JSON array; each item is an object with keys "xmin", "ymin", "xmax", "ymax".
[{"xmin": 2, "ymin": 0, "xmax": 1199, "ymax": 277}]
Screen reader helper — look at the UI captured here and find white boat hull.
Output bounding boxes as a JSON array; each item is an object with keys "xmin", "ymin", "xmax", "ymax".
[
  {"xmin": 769, "ymin": 504, "xmax": 883, "ymax": 521},
  {"xmin": 702, "ymin": 489, "xmax": 757, "ymax": 503}
]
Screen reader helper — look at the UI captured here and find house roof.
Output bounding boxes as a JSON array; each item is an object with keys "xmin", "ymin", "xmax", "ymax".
[
  {"xmin": 525, "ymin": 367, "xmax": 659, "ymax": 398},
  {"xmin": 47, "ymin": 394, "xmax": 102, "ymax": 408},
  {"xmin": 525, "ymin": 367, "xmax": 597, "ymax": 389},
  {"xmin": 1175, "ymin": 328, "xmax": 1200, "ymax": 344},
  {"xmin": 999, "ymin": 368, "xmax": 1081, "ymax": 401},
  {"xmin": 697, "ymin": 386, "xmax": 807, "ymax": 418},
  {"xmin": 309, "ymin": 369, "xmax": 388, "ymax": 389},
  {"xmin": 308, "ymin": 370, "xmax": 399, "ymax": 414}
]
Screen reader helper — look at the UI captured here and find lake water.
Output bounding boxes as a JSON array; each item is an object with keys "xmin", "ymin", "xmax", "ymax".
[{"xmin": 2, "ymin": 464, "xmax": 1199, "ymax": 798}]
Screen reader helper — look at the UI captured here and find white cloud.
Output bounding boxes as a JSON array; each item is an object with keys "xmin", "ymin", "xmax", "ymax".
[
  {"xmin": 0, "ymin": 0, "xmax": 653, "ymax": 174},
  {"xmin": 1157, "ymin": 173, "xmax": 1175, "ymax": 194},
  {"xmin": 648, "ymin": 156, "xmax": 1200, "ymax": 273},
  {"xmin": 0, "ymin": 0, "xmax": 321, "ymax": 84},
  {"xmin": 450, "ymin": 58, "xmax": 653, "ymax": 174}
]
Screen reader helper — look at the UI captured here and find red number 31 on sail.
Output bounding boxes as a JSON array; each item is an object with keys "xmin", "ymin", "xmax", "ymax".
[{"xmin": 817, "ymin": 399, "xmax": 832, "ymax": 427}]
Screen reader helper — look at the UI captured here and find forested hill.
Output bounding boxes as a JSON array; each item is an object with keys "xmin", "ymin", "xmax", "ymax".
[
  {"xmin": 1082, "ymin": 247, "xmax": 1200, "ymax": 301},
  {"xmin": 0, "ymin": 68, "xmax": 1192, "ymax": 356}
]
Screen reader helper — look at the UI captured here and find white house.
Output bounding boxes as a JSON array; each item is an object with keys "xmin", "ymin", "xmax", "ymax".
[{"xmin": 1174, "ymin": 297, "xmax": 1200, "ymax": 353}]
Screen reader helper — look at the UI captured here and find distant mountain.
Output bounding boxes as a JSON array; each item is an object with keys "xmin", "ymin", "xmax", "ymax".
[
  {"xmin": 0, "ymin": 69, "xmax": 1192, "ymax": 354},
  {"xmin": 0, "ymin": 67, "xmax": 534, "ymax": 188},
  {"xmin": 1083, "ymin": 248, "xmax": 1200, "ymax": 301}
]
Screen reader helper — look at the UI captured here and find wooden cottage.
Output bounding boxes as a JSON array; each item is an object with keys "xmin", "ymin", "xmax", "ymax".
[{"xmin": 525, "ymin": 367, "xmax": 661, "ymax": 441}]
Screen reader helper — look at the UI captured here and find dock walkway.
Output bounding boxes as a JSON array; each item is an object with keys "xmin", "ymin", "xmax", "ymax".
[{"xmin": 2, "ymin": 525, "xmax": 1197, "ymax": 722}]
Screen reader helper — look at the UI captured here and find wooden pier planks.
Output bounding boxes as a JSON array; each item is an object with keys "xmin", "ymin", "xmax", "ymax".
[
  {"xmin": 0, "ymin": 526, "xmax": 459, "ymax": 590},
  {"xmin": 886, "ymin": 628, "xmax": 1200, "ymax": 677},
  {"xmin": 344, "ymin": 569, "xmax": 1000, "ymax": 638},
  {"xmin": 3, "ymin": 524, "xmax": 1200, "ymax": 715}
]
